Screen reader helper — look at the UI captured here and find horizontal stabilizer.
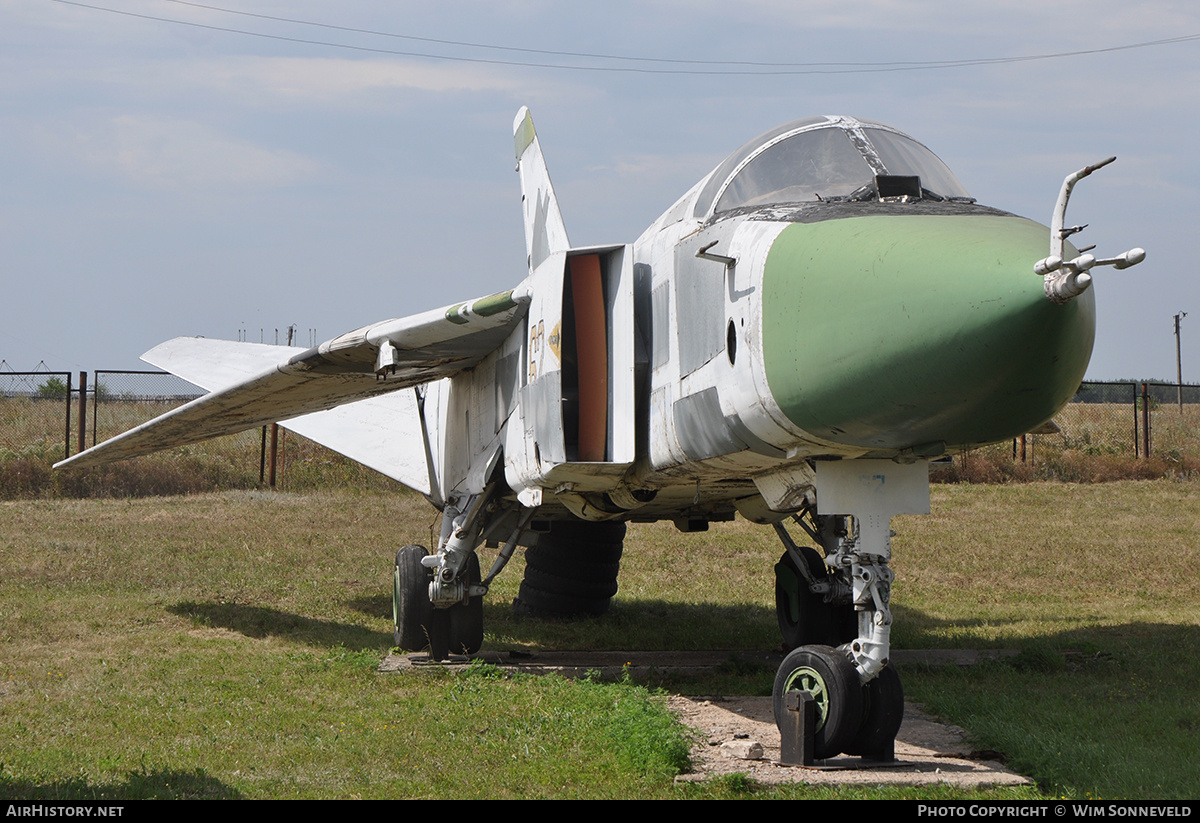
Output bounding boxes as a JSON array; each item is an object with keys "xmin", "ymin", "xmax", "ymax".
[
  {"xmin": 56, "ymin": 287, "xmax": 528, "ymax": 471},
  {"xmin": 141, "ymin": 337, "xmax": 294, "ymax": 393},
  {"xmin": 282, "ymin": 390, "xmax": 437, "ymax": 497}
]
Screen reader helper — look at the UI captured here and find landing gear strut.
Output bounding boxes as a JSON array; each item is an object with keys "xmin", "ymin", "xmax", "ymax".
[{"xmin": 773, "ymin": 506, "xmax": 856, "ymax": 650}]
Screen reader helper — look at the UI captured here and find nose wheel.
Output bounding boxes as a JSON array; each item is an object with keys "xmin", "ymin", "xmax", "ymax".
[
  {"xmin": 845, "ymin": 662, "xmax": 904, "ymax": 759},
  {"xmin": 774, "ymin": 547, "xmax": 856, "ymax": 649},
  {"xmin": 772, "ymin": 645, "xmax": 863, "ymax": 759},
  {"xmin": 772, "ymin": 644, "xmax": 905, "ymax": 760}
]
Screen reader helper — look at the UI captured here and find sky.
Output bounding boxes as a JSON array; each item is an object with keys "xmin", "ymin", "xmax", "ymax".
[{"xmin": 2, "ymin": 0, "xmax": 1198, "ymax": 381}]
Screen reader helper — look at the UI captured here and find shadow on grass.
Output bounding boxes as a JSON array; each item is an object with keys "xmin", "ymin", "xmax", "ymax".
[
  {"xmin": 890, "ymin": 602, "xmax": 1066, "ymax": 647},
  {"xmin": 168, "ymin": 601, "xmax": 392, "ymax": 649},
  {"xmin": 347, "ymin": 592, "xmax": 391, "ymax": 621},
  {"xmin": 0, "ymin": 768, "xmax": 241, "ymax": 800},
  {"xmin": 484, "ymin": 597, "xmax": 779, "ymax": 652}
]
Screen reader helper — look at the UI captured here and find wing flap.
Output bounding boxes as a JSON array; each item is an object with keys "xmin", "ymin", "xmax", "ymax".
[{"xmin": 56, "ymin": 287, "xmax": 528, "ymax": 471}]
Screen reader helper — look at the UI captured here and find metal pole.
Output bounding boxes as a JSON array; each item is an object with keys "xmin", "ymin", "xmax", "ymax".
[
  {"xmin": 1133, "ymin": 383, "xmax": 1140, "ymax": 458},
  {"xmin": 1175, "ymin": 312, "xmax": 1187, "ymax": 412},
  {"xmin": 77, "ymin": 371, "xmax": 87, "ymax": 456},
  {"xmin": 1141, "ymin": 383, "xmax": 1151, "ymax": 458},
  {"xmin": 269, "ymin": 423, "xmax": 279, "ymax": 488},
  {"xmin": 64, "ymin": 372, "xmax": 72, "ymax": 461},
  {"xmin": 91, "ymin": 371, "xmax": 99, "ymax": 448}
]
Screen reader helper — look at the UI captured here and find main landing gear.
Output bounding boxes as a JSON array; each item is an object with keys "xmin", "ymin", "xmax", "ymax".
[
  {"xmin": 391, "ymin": 481, "xmax": 545, "ymax": 661},
  {"xmin": 393, "ymin": 544, "xmax": 483, "ymax": 661},
  {"xmin": 393, "ymin": 517, "xmax": 627, "ymax": 659}
]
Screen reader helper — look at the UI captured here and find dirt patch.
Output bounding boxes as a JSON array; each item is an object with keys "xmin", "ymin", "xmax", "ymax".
[{"xmin": 669, "ymin": 694, "xmax": 1029, "ymax": 788}]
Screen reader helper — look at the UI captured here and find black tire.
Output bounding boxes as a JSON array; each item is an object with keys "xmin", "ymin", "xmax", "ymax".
[
  {"xmin": 393, "ymin": 544, "xmax": 433, "ymax": 652},
  {"xmin": 515, "ymin": 520, "xmax": 625, "ymax": 618},
  {"xmin": 772, "ymin": 645, "xmax": 864, "ymax": 759},
  {"xmin": 774, "ymin": 549, "xmax": 857, "ymax": 650},
  {"xmin": 844, "ymin": 664, "xmax": 904, "ymax": 758},
  {"xmin": 521, "ymin": 565, "xmax": 619, "ymax": 600}
]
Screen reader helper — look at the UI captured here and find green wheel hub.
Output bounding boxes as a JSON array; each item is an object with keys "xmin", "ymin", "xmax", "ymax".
[{"xmin": 781, "ymin": 666, "xmax": 831, "ymax": 730}]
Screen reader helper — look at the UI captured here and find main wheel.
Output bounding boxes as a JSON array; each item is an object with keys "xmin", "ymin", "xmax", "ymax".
[
  {"xmin": 772, "ymin": 645, "xmax": 864, "ymax": 759},
  {"xmin": 393, "ymin": 544, "xmax": 433, "ymax": 652},
  {"xmin": 515, "ymin": 520, "xmax": 625, "ymax": 618},
  {"xmin": 774, "ymin": 549, "xmax": 857, "ymax": 650},
  {"xmin": 844, "ymin": 664, "xmax": 904, "ymax": 758}
]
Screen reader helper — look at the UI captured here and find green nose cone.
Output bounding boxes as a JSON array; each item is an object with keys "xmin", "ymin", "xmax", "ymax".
[{"xmin": 762, "ymin": 213, "xmax": 1095, "ymax": 451}]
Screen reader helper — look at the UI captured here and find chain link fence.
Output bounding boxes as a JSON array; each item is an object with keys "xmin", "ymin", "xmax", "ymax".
[
  {"xmin": 1015, "ymin": 381, "xmax": 1200, "ymax": 460},
  {"xmin": 0, "ymin": 371, "xmax": 74, "ymax": 463},
  {"xmin": 88, "ymin": 370, "xmax": 264, "ymax": 489}
]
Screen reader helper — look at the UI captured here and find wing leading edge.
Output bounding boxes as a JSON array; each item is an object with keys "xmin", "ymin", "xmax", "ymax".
[{"xmin": 56, "ymin": 287, "xmax": 529, "ymax": 471}]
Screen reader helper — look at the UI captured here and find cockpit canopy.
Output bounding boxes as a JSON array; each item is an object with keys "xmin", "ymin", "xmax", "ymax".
[{"xmin": 693, "ymin": 116, "xmax": 972, "ymax": 219}]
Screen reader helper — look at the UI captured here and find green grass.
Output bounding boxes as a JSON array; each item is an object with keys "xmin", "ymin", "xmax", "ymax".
[{"xmin": 1, "ymin": 482, "xmax": 1197, "ymax": 798}]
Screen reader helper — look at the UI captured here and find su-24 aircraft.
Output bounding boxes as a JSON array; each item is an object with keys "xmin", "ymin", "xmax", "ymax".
[{"xmin": 58, "ymin": 108, "xmax": 1144, "ymax": 760}]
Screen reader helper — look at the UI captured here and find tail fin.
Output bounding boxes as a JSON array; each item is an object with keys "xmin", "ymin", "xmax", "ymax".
[{"xmin": 514, "ymin": 106, "xmax": 569, "ymax": 272}]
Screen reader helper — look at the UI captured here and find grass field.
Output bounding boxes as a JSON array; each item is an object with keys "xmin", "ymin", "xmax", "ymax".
[
  {"xmin": 2, "ymin": 481, "xmax": 1197, "ymax": 799},
  {"xmin": 0, "ymin": 394, "xmax": 402, "ymax": 498}
]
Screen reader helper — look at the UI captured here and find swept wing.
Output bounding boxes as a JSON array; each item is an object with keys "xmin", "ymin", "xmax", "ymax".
[{"xmin": 56, "ymin": 287, "xmax": 529, "ymax": 471}]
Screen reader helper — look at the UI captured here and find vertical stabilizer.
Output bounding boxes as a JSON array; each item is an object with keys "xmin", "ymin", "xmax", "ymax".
[{"xmin": 514, "ymin": 106, "xmax": 569, "ymax": 272}]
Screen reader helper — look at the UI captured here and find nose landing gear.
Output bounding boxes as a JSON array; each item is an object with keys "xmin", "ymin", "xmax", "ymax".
[{"xmin": 771, "ymin": 459, "xmax": 928, "ymax": 761}]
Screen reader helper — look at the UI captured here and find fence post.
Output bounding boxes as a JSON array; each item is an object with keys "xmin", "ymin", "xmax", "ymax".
[
  {"xmin": 269, "ymin": 423, "xmax": 279, "ymax": 488},
  {"xmin": 77, "ymin": 371, "xmax": 87, "ymax": 456},
  {"xmin": 64, "ymin": 372, "xmax": 73, "ymax": 461},
  {"xmin": 1133, "ymin": 383, "xmax": 1140, "ymax": 458},
  {"xmin": 91, "ymin": 373, "xmax": 99, "ymax": 449},
  {"xmin": 1141, "ymin": 383, "xmax": 1151, "ymax": 458}
]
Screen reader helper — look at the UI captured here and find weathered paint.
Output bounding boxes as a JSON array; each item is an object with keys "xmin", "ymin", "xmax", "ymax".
[
  {"xmin": 513, "ymin": 107, "xmax": 536, "ymax": 159},
  {"xmin": 473, "ymin": 289, "xmax": 521, "ymax": 317},
  {"xmin": 761, "ymin": 213, "xmax": 1095, "ymax": 451}
]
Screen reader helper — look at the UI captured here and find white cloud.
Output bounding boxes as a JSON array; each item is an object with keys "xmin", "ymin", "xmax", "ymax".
[
  {"xmin": 196, "ymin": 56, "xmax": 526, "ymax": 101},
  {"xmin": 63, "ymin": 115, "xmax": 321, "ymax": 190}
]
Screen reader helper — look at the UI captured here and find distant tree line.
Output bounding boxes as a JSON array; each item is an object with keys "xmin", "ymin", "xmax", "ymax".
[{"xmin": 1074, "ymin": 380, "xmax": 1200, "ymax": 404}]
